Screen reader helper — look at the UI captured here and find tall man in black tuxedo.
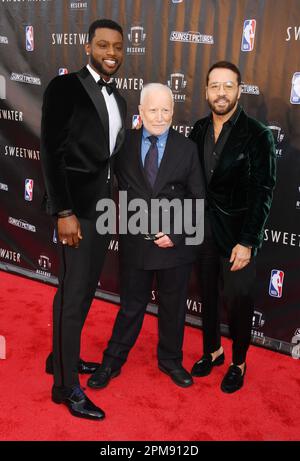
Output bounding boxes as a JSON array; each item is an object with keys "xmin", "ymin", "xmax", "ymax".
[
  {"xmin": 189, "ymin": 61, "xmax": 276, "ymax": 393},
  {"xmin": 87, "ymin": 83, "xmax": 205, "ymax": 390},
  {"xmin": 40, "ymin": 19, "xmax": 126, "ymax": 420}
]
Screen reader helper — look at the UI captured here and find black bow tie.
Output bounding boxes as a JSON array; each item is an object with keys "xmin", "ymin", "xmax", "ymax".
[{"xmin": 97, "ymin": 78, "xmax": 116, "ymax": 95}]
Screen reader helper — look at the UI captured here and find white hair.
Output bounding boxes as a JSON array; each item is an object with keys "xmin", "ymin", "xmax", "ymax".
[{"xmin": 140, "ymin": 83, "xmax": 174, "ymax": 105}]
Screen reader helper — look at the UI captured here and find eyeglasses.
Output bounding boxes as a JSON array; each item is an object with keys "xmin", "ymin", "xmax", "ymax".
[{"xmin": 207, "ymin": 81, "xmax": 239, "ymax": 92}]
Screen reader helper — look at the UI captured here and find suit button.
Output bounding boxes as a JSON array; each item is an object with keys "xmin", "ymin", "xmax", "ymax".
[
  {"xmin": 210, "ymin": 169, "xmax": 214, "ymax": 173},
  {"xmin": 171, "ymin": 185, "xmax": 175, "ymax": 190}
]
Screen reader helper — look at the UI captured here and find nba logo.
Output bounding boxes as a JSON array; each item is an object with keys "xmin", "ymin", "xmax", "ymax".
[
  {"xmin": 58, "ymin": 68, "xmax": 68, "ymax": 75},
  {"xmin": 24, "ymin": 179, "xmax": 34, "ymax": 201},
  {"xmin": 241, "ymin": 19, "xmax": 256, "ymax": 51},
  {"xmin": 25, "ymin": 25, "xmax": 34, "ymax": 51},
  {"xmin": 290, "ymin": 72, "xmax": 300, "ymax": 104},
  {"xmin": 269, "ymin": 269, "xmax": 284, "ymax": 298},
  {"xmin": 132, "ymin": 114, "xmax": 142, "ymax": 129}
]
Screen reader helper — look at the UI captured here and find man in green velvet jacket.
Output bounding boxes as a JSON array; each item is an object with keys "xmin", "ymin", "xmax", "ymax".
[{"xmin": 189, "ymin": 61, "xmax": 276, "ymax": 393}]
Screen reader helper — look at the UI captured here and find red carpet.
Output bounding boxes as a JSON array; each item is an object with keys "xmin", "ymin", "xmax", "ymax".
[{"xmin": 0, "ymin": 270, "xmax": 299, "ymax": 441}]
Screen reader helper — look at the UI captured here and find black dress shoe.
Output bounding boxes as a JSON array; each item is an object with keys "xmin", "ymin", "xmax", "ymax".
[
  {"xmin": 191, "ymin": 352, "xmax": 225, "ymax": 377},
  {"xmin": 221, "ymin": 364, "xmax": 246, "ymax": 394},
  {"xmin": 158, "ymin": 363, "xmax": 193, "ymax": 388},
  {"xmin": 87, "ymin": 365, "xmax": 121, "ymax": 389},
  {"xmin": 46, "ymin": 354, "xmax": 100, "ymax": 375},
  {"xmin": 52, "ymin": 385, "xmax": 105, "ymax": 420}
]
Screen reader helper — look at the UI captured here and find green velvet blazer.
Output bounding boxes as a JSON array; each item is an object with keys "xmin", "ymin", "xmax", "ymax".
[{"xmin": 189, "ymin": 108, "xmax": 276, "ymax": 257}]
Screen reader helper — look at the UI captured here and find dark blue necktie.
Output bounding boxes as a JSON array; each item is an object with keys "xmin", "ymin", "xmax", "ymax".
[{"xmin": 144, "ymin": 135, "xmax": 158, "ymax": 187}]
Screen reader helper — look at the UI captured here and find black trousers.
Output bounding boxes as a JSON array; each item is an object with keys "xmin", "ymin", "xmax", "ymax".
[
  {"xmin": 196, "ymin": 235, "xmax": 256, "ymax": 365},
  {"xmin": 102, "ymin": 264, "xmax": 192, "ymax": 370},
  {"xmin": 52, "ymin": 217, "xmax": 110, "ymax": 388}
]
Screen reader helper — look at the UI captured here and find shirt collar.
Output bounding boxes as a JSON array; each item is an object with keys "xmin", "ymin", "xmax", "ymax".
[
  {"xmin": 209, "ymin": 104, "xmax": 242, "ymax": 126},
  {"xmin": 142, "ymin": 126, "xmax": 169, "ymax": 143},
  {"xmin": 86, "ymin": 64, "xmax": 114, "ymax": 84}
]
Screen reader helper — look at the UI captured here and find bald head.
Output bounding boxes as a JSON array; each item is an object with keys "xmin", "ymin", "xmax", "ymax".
[{"xmin": 139, "ymin": 83, "xmax": 174, "ymax": 136}]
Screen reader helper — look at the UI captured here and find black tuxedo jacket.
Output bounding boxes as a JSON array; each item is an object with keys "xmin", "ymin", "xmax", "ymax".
[
  {"xmin": 40, "ymin": 66, "xmax": 127, "ymax": 218},
  {"xmin": 115, "ymin": 128, "xmax": 205, "ymax": 270},
  {"xmin": 189, "ymin": 108, "xmax": 276, "ymax": 257}
]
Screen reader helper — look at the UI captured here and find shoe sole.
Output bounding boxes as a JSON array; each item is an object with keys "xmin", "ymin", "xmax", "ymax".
[
  {"xmin": 87, "ymin": 369, "xmax": 121, "ymax": 389},
  {"xmin": 191, "ymin": 357, "xmax": 225, "ymax": 377},
  {"xmin": 158, "ymin": 366, "xmax": 193, "ymax": 388}
]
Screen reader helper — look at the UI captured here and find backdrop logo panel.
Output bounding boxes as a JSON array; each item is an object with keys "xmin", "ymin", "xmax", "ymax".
[
  {"xmin": 0, "ymin": 247, "xmax": 21, "ymax": 264},
  {"xmin": 268, "ymin": 122, "xmax": 285, "ymax": 159},
  {"xmin": 58, "ymin": 68, "xmax": 68, "ymax": 75},
  {"xmin": 10, "ymin": 73, "xmax": 41, "ymax": 85},
  {"xmin": 291, "ymin": 329, "xmax": 300, "ymax": 359},
  {"xmin": 0, "ymin": 76, "xmax": 6, "ymax": 99},
  {"xmin": 170, "ymin": 30, "xmax": 214, "ymax": 44},
  {"xmin": 264, "ymin": 229, "xmax": 300, "ymax": 248},
  {"xmin": 24, "ymin": 179, "xmax": 34, "ymax": 202},
  {"xmin": 8, "ymin": 217, "xmax": 36, "ymax": 233},
  {"xmin": 127, "ymin": 26, "xmax": 146, "ymax": 54},
  {"xmin": 187, "ymin": 298, "xmax": 202, "ymax": 314},
  {"xmin": 132, "ymin": 114, "xmax": 142, "ymax": 129},
  {"xmin": 290, "ymin": 72, "xmax": 300, "ymax": 104},
  {"xmin": 286, "ymin": 26, "xmax": 300, "ymax": 41},
  {"xmin": 251, "ymin": 310, "xmax": 266, "ymax": 341},
  {"xmin": 241, "ymin": 19, "xmax": 256, "ymax": 51},
  {"xmin": 167, "ymin": 73, "xmax": 187, "ymax": 102},
  {"xmin": 69, "ymin": 1, "xmax": 88, "ymax": 10},
  {"xmin": 241, "ymin": 83, "xmax": 260, "ymax": 95},
  {"xmin": 51, "ymin": 33, "xmax": 88, "ymax": 45},
  {"xmin": 0, "ymin": 109, "xmax": 23, "ymax": 122},
  {"xmin": 0, "ymin": 145, "xmax": 40, "ymax": 161},
  {"xmin": 0, "ymin": 182, "xmax": 8, "ymax": 192},
  {"xmin": 25, "ymin": 25, "xmax": 34, "ymax": 51},
  {"xmin": 0, "ymin": 35, "xmax": 8, "ymax": 44},
  {"xmin": 269, "ymin": 270, "xmax": 284, "ymax": 298},
  {"xmin": 36, "ymin": 255, "xmax": 52, "ymax": 278},
  {"xmin": 115, "ymin": 77, "xmax": 144, "ymax": 91}
]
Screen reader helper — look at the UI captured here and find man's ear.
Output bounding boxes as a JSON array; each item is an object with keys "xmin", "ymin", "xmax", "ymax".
[{"xmin": 85, "ymin": 43, "xmax": 91, "ymax": 56}]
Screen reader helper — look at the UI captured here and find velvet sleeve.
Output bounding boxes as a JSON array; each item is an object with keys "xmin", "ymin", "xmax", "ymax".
[
  {"xmin": 239, "ymin": 128, "xmax": 276, "ymax": 247},
  {"xmin": 40, "ymin": 75, "xmax": 75, "ymax": 215}
]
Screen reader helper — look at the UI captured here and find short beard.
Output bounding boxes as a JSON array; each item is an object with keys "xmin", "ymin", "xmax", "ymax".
[
  {"xmin": 208, "ymin": 97, "xmax": 238, "ymax": 116},
  {"xmin": 90, "ymin": 54, "xmax": 121, "ymax": 78}
]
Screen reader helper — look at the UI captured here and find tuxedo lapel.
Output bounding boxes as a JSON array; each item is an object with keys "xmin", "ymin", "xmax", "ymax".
[
  {"xmin": 210, "ymin": 109, "xmax": 249, "ymax": 183},
  {"xmin": 77, "ymin": 67, "xmax": 110, "ymax": 154}
]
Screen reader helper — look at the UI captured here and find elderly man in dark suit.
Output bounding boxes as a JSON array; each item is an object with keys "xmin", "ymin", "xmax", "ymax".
[
  {"xmin": 88, "ymin": 83, "xmax": 205, "ymax": 390},
  {"xmin": 40, "ymin": 19, "xmax": 126, "ymax": 420},
  {"xmin": 189, "ymin": 61, "xmax": 276, "ymax": 393}
]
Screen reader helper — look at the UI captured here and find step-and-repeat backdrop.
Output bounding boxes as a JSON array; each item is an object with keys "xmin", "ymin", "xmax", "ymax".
[{"xmin": 0, "ymin": 0, "xmax": 299, "ymax": 359}]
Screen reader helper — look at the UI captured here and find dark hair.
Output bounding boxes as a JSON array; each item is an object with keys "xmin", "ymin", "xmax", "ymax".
[
  {"xmin": 88, "ymin": 19, "xmax": 123, "ymax": 42},
  {"xmin": 206, "ymin": 61, "xmax": 242, "ymax": 86}
]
